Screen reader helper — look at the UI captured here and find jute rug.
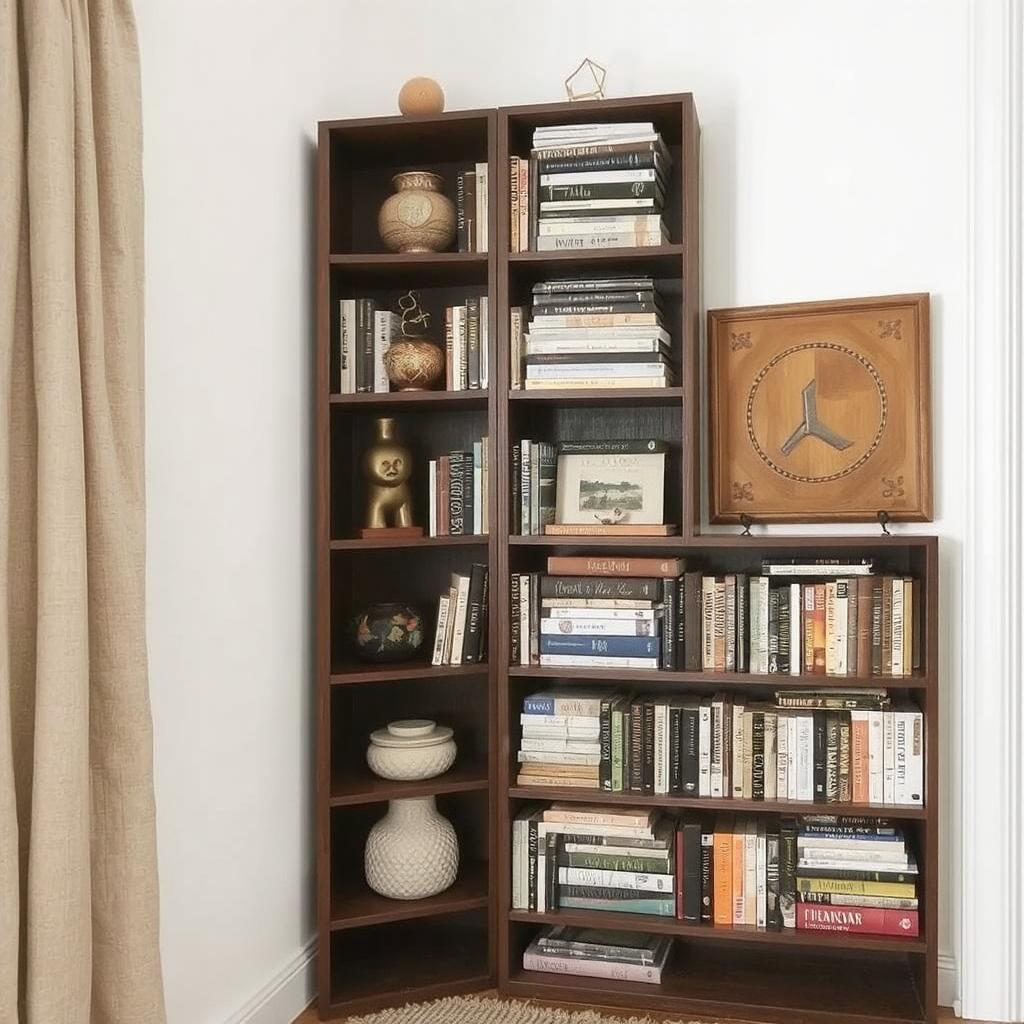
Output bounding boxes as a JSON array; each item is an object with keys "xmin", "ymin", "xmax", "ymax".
[{"xmin": 347, "ymin": 995, "xmax": 713, "ymax": 1024}]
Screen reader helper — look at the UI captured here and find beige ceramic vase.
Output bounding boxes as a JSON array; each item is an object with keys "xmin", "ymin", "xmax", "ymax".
[{"xmin": 378, "ymin": 171, "xmax": 455, "ymax": 253}]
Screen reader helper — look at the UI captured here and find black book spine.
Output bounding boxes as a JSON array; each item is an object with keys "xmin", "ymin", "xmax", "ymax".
[
  {"xmin": 479, "ymin": 565, "xmax": 489, "ymax": 662},
  {"xmin": 539, "ymin": 576, "xmax": 662, "ymax": 600},
  {"xmin": 766, "ymin": 830, "xmax": 783, "ymax": 931},
  {"xmin": 556, "ymin": 437, "xmax": 668, "ymax": 455},
  {"xmin": 629, "ymin": 702, "xmax": 644, "ymax": 792},
  {"xmin": 681, "ymin": 705, "xmax": 699, "ymax": 794},
  {"xmin": 538, "ymin": 150, "xmax": 661, "ymax": 174},
  {"xmin": 768, "ymin": 588, "xmax": 780, "ymax": 673},
  {"xmin": 642, "ymin": 701, "xmax": 655, "ymax": 793},
  {"xmin": 539, "ymin": 179, "xmax": 664, "ymax": 203},
  {"xmin": 780, "ymin": 817, "xmax": 797, "ymax": 929},
  {"xmin": 825, "ymin": 711, "xmax": 841, "ymax": 803},
  {"xmin": 509, "ymin": 573, "xmax": 521, "ymax": 665},
  {"xmin": 683, "ymin": 571, "xmax": 702, "ymax": 671},
  {"xmin": 546, "ymin": 832, "xmax": 560, "ymax": 910},
  {"xmin": 669, "ymin": 704, "xmax": 682, "ymax": 793},
  {"xmin": 795, "ymin": 865, "xmax": 918, "ymax": 884},
  {"xmin": 622, "ymin": 708, "xmax": 632, "ymax": 791},
  {"xmin": 531, "ymin": 276, "xmax": 654, "ymax": 295},
  {"xmin": 752, "ymin": 711, "xmax": 765, "ymax": 800},
  {"xmin": 735, "ymin": 572, "xmax": 748, "ymax": 672},
  {"xmin": 912, "ymin": 578, "xmax": 922, "ymax": 670},
  {"xmin": 682, "ymin": 821, "xmax": 702, "ymax": 922},
  {"xmin": 511, "ymin": 442, "xmax": 521, "ymax": 534},
  {"xmin": 813, "ymin": 711, "xmax": 828, "ymax": 803},
  {"xmin": 456, "ymin": 172, "xmax": 468, "ymax": 252},
  {"xmin": 778, "ymin": 588, "xmax": 791, "ymax": 674},
  {"xmin": 463, "ymin": 563, "xmax": 487, "ymax": 663},
  {"xmin": 533, "ymin": 300, "xmax": 661, "ymax": 316},
  {"xmin": 676, "ymin": 573, "xmax": 686, "ymax": 670},
  {"xmin": 356, "ymin": 298, "xmax": 375, "ymax": 393},
  {"xmin": 448, "ymin": 452, "xmax": 465, "ymax": 535},
  {"xmin": 534, "ymin": 289, "xmax": 657, "ymax": 307},
  {"xmin": 466, "ymin": 297, "xmax": 480, "ymax": 390},
  {"xmin": 528, "ymin": 818, "xmax": 539, "ymax": 910},
  {"xmin": 599, "ymin": 692, "xmax": 615, "ymax": 791},
  {"xmin": 463, "ymin": 171, "xmax": 477, "ymax": 251},
  {"xmin": 699, "ymin": 828, "xmax": 714, "ymax": 922},
  {"xmin": 661, "ymin": 577, "xmax": 678, "ymax": 670}
]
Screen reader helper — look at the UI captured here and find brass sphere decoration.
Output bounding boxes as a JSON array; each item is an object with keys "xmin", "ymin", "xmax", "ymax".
[{"xmin": 398, "ymin": 77, "xmax": 445, "ymax": 117}]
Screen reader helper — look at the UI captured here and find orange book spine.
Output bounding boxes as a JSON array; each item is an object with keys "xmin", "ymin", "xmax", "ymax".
[
  {"xmin": 731, "ymin": 821, "xmax": 746, "ymax": 924},
  {"xmin": 851, "ymin": 712, "xmax": 870, "ymax": 803},
  {"xmin": 812, "ymin": 584, "xmax": 827, "ymax": 673},
  {"xmin": 546, "ymin": 555, "xmax": 686, "ymax": 578},
  {"xmin": 712, "ymin": 817, "xmax": 734, "ymax": 925}
]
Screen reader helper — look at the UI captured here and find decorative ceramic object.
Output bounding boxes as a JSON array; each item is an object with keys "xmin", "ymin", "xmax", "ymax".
[
  {"xmin": 383, "ymin": 291, "xmax": 445, "ymax": 391},
  {"xmin": 364, "ymin": 795, "xmax": 458, "ymax": 899},
  {"xmin": 362, "ymin": 417, "xmax": 415, "ymax": 529},
  {"xmin": 378, "ymin": 171, "xmax": 455, "ymax": 254},
  {"xmin": 367, "ymin": 719, "xmax": 456, "ymax": 781},
  {"xmin": 351, "ymin": 603, "xmax": 424, "ymax": 663},
  {"xmin": 398, "ymin": 77, "xmax": 445, "ymax": 116}
]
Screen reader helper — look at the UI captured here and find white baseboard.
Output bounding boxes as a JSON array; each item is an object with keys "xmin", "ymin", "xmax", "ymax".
[
  {"xmin": 224, "ymin": 937, "xmax": 317, "ymax": 1024},
  {"xmin": 939, "ymin": 952, "xmax": 957, "ymax": 1011}
]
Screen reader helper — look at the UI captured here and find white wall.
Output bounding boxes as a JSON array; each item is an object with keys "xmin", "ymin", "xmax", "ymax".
[{"xmin": 139, "ymin": 1, "xmax": 968, "ymax": 1018}]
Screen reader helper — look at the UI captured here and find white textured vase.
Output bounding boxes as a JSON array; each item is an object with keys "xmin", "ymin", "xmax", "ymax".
[{"xmin": 364, "ymin": 796, "xmax": 458, "ymax": 900}]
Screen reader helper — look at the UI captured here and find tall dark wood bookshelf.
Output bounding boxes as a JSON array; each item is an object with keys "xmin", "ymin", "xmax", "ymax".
[{"xmin": 316, "ymin": 94, "xmax": 939, "ymax": 1024}]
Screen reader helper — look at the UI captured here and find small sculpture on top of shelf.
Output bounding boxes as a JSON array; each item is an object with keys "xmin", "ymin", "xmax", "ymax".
[
  {"xmin": 378, "ymin": 171, "xmax": 456, "ymax": 254},
  {"xmin": 366, "ymin": 719, "xmax": 456, "ymax": 780},
  {"xmin": 398, "ymin": 76, "xmax": 445, "ymax": 116},
  {"xmin": 361, "ymin": 416, "xmax": 420, "ymax": 536},
  {"xmin": 351, "ymin": 602, "xmax": 425, "ymax": 663},
  {"xmin": 564, "ymin": 58, "xmax": 607, "ymax": 101},
  {"xmin": 383, "ymin": 291, "xmax": 446, "ymax": 391}
]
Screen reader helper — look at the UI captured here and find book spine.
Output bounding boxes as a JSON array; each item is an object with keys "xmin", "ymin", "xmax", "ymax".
[
  {"xmin": 558, "ymin": 868, "xmax": 673, "ymax": 893},
  {"xmin": 700, "ymin": 829, "xmax": 714, "ymax": 922},
  {"xmin": 509, "ymin": 156, "xmax": 520, "ymax": 252},
  {"xmin": 466, "ymin": 296, "xmax": 480, "ymax": 390},
  {"xmin": 813, "ymin": 711, "xmax": 828, "ymax": 803},
  {"xmin": 539, "ymin": 576, "xmax": 662, "ymax": 600},
  {"xmin": 521, "ymin": 952, "xmax": 665, "ymax": 984},
  {"xmin": 599, "ymin": 692, "xmax": 614, "ymax": 792},
  {"xmin": 448, "ymin": 452, "xmax": 465, "ymax": 535},
  {"xmin": 463, "ymin": 564, "xmax": 487, "ymax": 663},
  {"xmin": 536, "ymin": 232, "xmax": 665, "ymax": 250},
  {"xmin": 795, "ymin": 904, "xmax": 919, "ymax": 937},
  {"xmin": 661, "ymin": 577, "xmax": 678, "ymax": 670},
  {"xmin": 538, "ymin": 635, "xmax": 660, "ymax": 658},
  {"xmin": 629, "ymin": 703, "xmax": 644, "ymax": 792},
  {"xmin": 752, "ymin": 712, "xmax": 766, "ymax": 800},
  {"xmin": 547, "ymin": 556, "xmax": 681, "ymax": 577},
  {"xmin": 780, "ymin": 819, "xmax": 797, "ymax": 929},
  {"xmin": 641, "ymin": 701, "xmax": 655, "ymax": 793}
]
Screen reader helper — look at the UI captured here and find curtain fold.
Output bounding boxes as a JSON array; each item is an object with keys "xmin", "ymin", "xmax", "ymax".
[{"xmin": 0, "ymin": 0, "xmax": 166, "ymax": 1021}]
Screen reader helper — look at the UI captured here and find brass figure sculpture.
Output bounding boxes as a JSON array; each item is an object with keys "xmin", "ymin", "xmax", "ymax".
[{"xmin": 362, "ymin": 417, "xmax": 416, "ymax": 530}]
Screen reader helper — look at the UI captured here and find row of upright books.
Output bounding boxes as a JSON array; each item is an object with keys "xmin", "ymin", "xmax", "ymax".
[
  {"xmin": 455, "ymin": 165, "xmax": 488, "ymax": 252},
  {"xmin": 427, "ymin": 440, "xmax": 489, "ymax": 536},
  {"xmin": 510, "ymin": 122, "xmax": 672, "ymax": 252},
  {"xmin": 509, "ymin": 276, "xmax": 673, "ymax": 391},
  {"xmin": 429, "ymin": 565, "xmax": 488, "ymax": 666},
  {"xmin": 512, "ymin": 805, "xmax": 920, "ymax": 938},
  {"xmin": 515, "ymin": 687, "xmax": 924, "ymax": 806},
  {"xmin": 510, "ymin": 556, "xmax": 922, "ymax": 677},
  {"xmin": 444, "ymin": 297, "xmax": 489, "ymax": 391}
]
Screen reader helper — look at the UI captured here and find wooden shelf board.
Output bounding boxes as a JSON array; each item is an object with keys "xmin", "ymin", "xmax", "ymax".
[
  {"xmin": 509, "ymin": 387, "xmax": 684, "ymax": 406},
  {"xmin": 331, "ymin": 661, "xmax": 488, "ymax": 685},
  {"xmin": 508, "ymin": 908, "xmax": 927, "ymax": 954},
  {"xmin": 330, "ymin": 251, "xmax": 488, "ymax": 268},
  {"xmin": 506, "ymin": 943, "xmax": 926, "ymax": 1024},
  {"xmin": 507, "ymin": 665, "xmax": 928, "ymax": 689},
  {"xmin": 331, "ymin": 764, "xmax": 489, "ymax": 806},
  {"xmin": 329, "ymin": 251, "xmax": 490, "ymax": 285},
  {"xmin": 510, "ymin": 533, "xmax": 934, "ymax": 551},
  {"xmin": 331, "ymin": 534, "xmax": 488, "ymax": 551},
  {"xmin": 330, "ymin": 390, "xmax": 488, "ymax": 410},
  {"xmin": 506, "ymin": 786, "xmax": 927, "ymax": 819},
  {"xmin": 508, "ymin": 243, "xmax": 685, "ymax": 274},
  {"xmin": 510, "ymin": 534, "xmax": 684, "ymax": 548},
  {"xmin": 329, "ymin": 860, "xmax": 489, "ymax": 931}
]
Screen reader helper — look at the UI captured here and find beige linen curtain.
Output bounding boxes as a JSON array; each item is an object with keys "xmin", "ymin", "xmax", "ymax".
[{"xmin": 0, "ymin": 0, "xmax": 166, "ymax": 1021}]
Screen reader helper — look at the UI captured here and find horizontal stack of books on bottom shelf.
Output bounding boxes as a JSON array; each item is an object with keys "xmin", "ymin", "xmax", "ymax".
[
  {"xmin": 523, "ymin": 926, "xmax": 672, "ymax": 984},
  {"xmin": 428, "ymin": 439, "xmax": 489, "ymax": 536},
  {"xmin": 510, "ymin": 276, "xmax": 673, "ymax": 391},
  {"xmin": 430, "ymin": 565, "xmax": 488, "ymax": 666},
  {"xmin": 515, "ymin": 687, "xmax": 923, "ymax": 807},
  {"xmin": 511, "ymin": 555, "xmax": 683, "ymax": 669},
  {"xmin": 512, "ymin": 808, "xmax": 920, "ymax": 938}
]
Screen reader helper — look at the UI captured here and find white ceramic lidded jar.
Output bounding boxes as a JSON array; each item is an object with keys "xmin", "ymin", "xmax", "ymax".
[{"xmin": 366, "ymin": 719, "xmax": 456, "ymax": 781}]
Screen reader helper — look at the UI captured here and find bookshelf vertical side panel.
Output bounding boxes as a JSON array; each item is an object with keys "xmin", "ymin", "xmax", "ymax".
[
  {"xmin": 315, "ymin": 123, "xmax": 334, "ymax": 1011},
  {"xmin": 681, "ymin": 98, "xmax": 702, "ymax": 539},
  {"xmin": 924, "ymin": 538, "xmax": 939, "ymax": 1022}
]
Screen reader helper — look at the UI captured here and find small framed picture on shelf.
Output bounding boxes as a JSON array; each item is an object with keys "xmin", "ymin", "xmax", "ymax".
[{"xmin": 550, "ymin": 439, "xmax": 670, "ymax": 535}]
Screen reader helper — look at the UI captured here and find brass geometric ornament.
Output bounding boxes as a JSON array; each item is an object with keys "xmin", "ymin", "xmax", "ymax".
[{"xmin": 565, "ymin": 58, "xmax": 607, "ymax": 102}]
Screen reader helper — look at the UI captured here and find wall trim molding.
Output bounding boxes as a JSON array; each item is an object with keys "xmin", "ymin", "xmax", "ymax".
[
  {"xmin": 224, "ymin": 937, "xmax": 317, "ymax": 1024},
  {"xmin": 961, "ymin": 0, "xmax": 1024, "ymax": 1020}
]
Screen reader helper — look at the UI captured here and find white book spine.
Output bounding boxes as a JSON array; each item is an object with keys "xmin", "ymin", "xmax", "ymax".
[
  {"xmin": 339, "ymin": 298, "xmax": 355, "ymax": 394},
  {"xmin": 654, "ymin": 703, "xmax": 668, "ymax": 795},
  {"xmin": 752, "ymin": 577, "xmax": 770, "ymax": 674},
  {"xmin": 776, "ymin": 710, "xmax": 789, "ymax": 799},
  {"xmin": 539, "ymin": 618, "xmax": 655, "ymax": 636},
  {"xmin": 710, "ymin": 698, "xmax": 724, "ymax": 798},
  {"xmin": 479, "ymin": 296, "xmax": 489, "ymax": 389},
  {"xmin": 900, "ymin": 709, "xmax": 924, "ymax": 806},
  {"xmin": 891, "ymin": 579, "xmax": 905, "ymax": 675},
  {"xmin": 540, "ymin": 197, "xmax": 659, "ymax": 211},
  {"xmin": 789, "ymin": 583, "xmax": 802, "ymax": 674},
  {"xmin": 882, "ymin": 710, "xmax": 896, "ymax": 804},
  {"xmin": 538, "ymin": 654, "xmax": 661, "ymax": 670},
  {"xmin": 868, "ymin": 709, "xmax": 884, "ymax": 804},
  {"xmin": 824, "ymin": 581, "xmax": 838, "ymax": 675},
  {"xmin": 539, "ymin": 168, "xmax": 661, "ymax": 185},
  {"xmin": 476, "ymin": 164, "xmax": 488, "ymax": 251},
  {"xmin": 537, "ymin": 215, "xmax": 663, "ymax": 235},
  {"xmin": 517, "ymin": 751, "xmax": 602, "ymax": 766},
  {"xmin": 525, "ymin": 363, "xmax": 669, "ymax": 380},
  {"xmin": 519, "ymin": 713, "xmax": 601, "ymax": 729},
  {"xmin": 764, "ymin": 712, "xmax": 777, "ymax": 801},
  {"xmin": 449, "ymin": 575, "xmax": 471, "ymax": 665},
  {"xmin": 787, "ymin": 714, "xmax": 798, "ymax": 801},
  {"xmin": 744, "ymin": 825, "xmax": 757, "ymax": 925},
  {"xmin": 796, "ymin": 715, "xmax": 815, "ymax": 802},
  {"xmin": 428, "ymin": 460, "xmax": 437, "ymax": 537},
  {"xmin": 510, "ymin": 307, "xmax": 523, "ymax": 389},
  {"xmin": 698, "ymin": 702, "xmax": 712, "ymax": 797},
  {"xmin": 834, "ymin": 581, "xmax": 849, "ymax": 676},
  {"xmin": 431, "ymin": 595, "xmax": 451, "ymax": 666},
  {"xmin": 702, "ymin": 577, "xmax": 715, "ymax": 670},
  {"xmin": 520, "ymin": 737, "xmax": 601, "ymax": 754},
  {"xmin": 543, "ymin": 607, "xmax": 658, "ymax": 621},
  {"xmin": 535, "ymin": 231, "xmax": 665, "ymax": 251},
  {"xmin": 756, "ymin": 828, "xmax": 767, "ymax": 929},
  {"xmin": 558, "ymin": 867, "xmax": 674, "ymax": 893},
  {"xmin": 731, "ymin": 701, "xmax": 746, "ymax": 798},
  {"xmin": 520, "ymin": 440, "xmax": 531, "ymax": 535},
  {"xmin": 526, "ymin": 338, "xmax": 666, "ymax": 355},
  {"xmin": 512, "ymin": 817, "xmax": 525, "ymax": 909}
]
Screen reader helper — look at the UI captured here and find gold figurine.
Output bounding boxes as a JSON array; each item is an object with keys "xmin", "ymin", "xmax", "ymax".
[{"xmin": 361, "ymin": 417, "xmax": 420, "ymax": 536}]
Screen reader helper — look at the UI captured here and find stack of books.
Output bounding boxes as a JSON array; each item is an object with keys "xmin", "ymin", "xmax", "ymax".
[
  {"xmin": 513, "ymin": 122, "xmax": 671, "ymax": 251},
  {"xmin": 795, "ymin": 816, "xmax": 919, "ymax": 937},
  {"xmin": 444, "ymin": 297, "xmax": 489, "ymax": 391},
  {"xmin": 516, "ymin": 689, "xmax": 603, "ymax": 789},
  {"xmin": 456, "ymin": 165, "xmax": 488, "ymax": 252},
  {"xmin": 335, "ymin": 298, "xmax": 401, "ymax": 394},
  {"xmin": 511, "ymin": 555, "xmax": 683, "ymax": 669},
  {"xmin": 430, "ymin": 565, "xmax": 488, "ymax": 666},
  {"xmin": 522, "ymin": 926, "xmax": 672, "ymax": 985},
  {"xmin": 428, "ymin": 439, "xmax": 489, "ymax": 536},
  {"xmin": 510, "ymin": 276, "xmax": 673, "ymax": 391},
  {"xmin": 692, "ymin": 561, "xmax": 920, "ymax": 676},
  {"xmin": 511, "ymin": 803, "xmax": 674, "ymax": 915}
]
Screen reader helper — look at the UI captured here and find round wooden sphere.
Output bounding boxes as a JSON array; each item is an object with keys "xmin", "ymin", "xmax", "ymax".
[{"xmin": 398, "ymin": 77, "xmax": 445, "ymax": 116}]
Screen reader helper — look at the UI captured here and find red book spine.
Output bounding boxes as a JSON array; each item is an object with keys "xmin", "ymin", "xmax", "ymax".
[
  {"xmin": 796, "ymin": 902, "xmax": 919, "ymax": 937},
  {"xmin": 546, "ymin": 556, "xmax": 685, "ymax": 578}
]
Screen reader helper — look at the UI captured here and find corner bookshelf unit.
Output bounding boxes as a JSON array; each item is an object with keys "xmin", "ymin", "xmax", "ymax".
[{"xmin": 316, "ymin": 95, "xmax": 939, "ymax": 1024}]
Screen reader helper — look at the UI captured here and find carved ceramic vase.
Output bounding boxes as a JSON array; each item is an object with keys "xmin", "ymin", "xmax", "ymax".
[
  {"xmin": 351, "ymin": 603, "xmax": 424, "ymax": 662},
  {"xmin": 383, "ymin": 337, "xmax": 446, "ymax": 391},
  {"xmin": 378, "ymin": 171, "xmax": 455, "ymax": 253},
  {"xmin": 366, "ymin": 719, "xmax": 456, "ymax": 781},
  {"xmin": 364, "ymin": 795, "xmax": 459, "ymax": 900}
]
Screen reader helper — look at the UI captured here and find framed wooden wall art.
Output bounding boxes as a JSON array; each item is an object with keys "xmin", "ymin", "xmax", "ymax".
[{"xmin": 708, "ymin": 293, "xmax": 932, "ymax": 523}]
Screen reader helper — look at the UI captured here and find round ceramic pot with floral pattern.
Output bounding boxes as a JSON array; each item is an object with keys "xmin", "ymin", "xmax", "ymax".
[{"xmin": 351, "ymin": 602, "xmax": 424, "ymax": 662}]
